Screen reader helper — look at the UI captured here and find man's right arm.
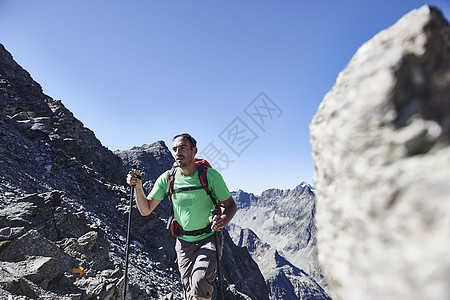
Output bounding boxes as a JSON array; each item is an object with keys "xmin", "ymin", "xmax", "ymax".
[{"xmin": 127, "ymin": 171, "xmax": 161, "ymax": 216}]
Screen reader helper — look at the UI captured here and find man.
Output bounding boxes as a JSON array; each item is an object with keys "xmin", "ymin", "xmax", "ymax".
[{"xmin": 127, "ymin": 133, "xmax": 237, "ymax": 300}]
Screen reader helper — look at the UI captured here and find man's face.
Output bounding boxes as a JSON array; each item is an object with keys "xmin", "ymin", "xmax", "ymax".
[{"xmin": 172, "ymin": 136, "xmax": 197, "ymax": 168}]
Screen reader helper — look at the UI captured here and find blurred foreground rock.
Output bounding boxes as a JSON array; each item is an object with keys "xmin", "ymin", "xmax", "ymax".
[{"xmin": 310, "ymin": 5, "xmax": 450, "ymax": 300}]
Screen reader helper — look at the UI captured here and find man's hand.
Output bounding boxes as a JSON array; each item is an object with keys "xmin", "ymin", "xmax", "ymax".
[
  {"xmin": 209, "ymin": 196, "xmax": 237, "ymax": 232},
  {"xmin": 126, "ymin": 170, "xmax": 142, "ymax": 187},
  {"xmin": 210, "ymin": 214, "xmax": 225, "ymax": 232}
]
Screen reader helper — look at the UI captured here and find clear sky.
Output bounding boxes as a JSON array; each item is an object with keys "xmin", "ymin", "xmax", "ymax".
[{"xmin": 1, "ymin": 1, "xmax": 449, "ymax": 195}]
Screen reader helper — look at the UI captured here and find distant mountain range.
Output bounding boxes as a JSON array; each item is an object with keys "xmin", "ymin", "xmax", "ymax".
[{"xmin": 228, "ymin": 184, "xmax": 330, "ymax": 299}]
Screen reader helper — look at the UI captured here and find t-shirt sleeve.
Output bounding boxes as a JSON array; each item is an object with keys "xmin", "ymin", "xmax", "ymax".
[
  {"xmin": 148, "ymin": 171, "xmax": 169, "ymax": 201},
  {"xmin": 207, "ymin": 168, "xmax": 231, "ymax": 203}
]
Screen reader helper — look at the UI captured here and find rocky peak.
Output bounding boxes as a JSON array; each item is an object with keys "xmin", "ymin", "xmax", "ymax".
[
  {"xmin": 260, "ymin": 182, "xmax": 314, "ymax": 200},
  {"xmin": 114, "ymin": 141, "xmax": 174, "ymax": 184},
  {"xmin": 232, "ymin": 189, "xmax": 259, "ymax": 209},
  {"xmin": 1, "ymin": 44, "xmax": 125, "ymax": 186},
  {"xmin": 0, "ymin": 44, "xmax": 44, "ymax": 100}
]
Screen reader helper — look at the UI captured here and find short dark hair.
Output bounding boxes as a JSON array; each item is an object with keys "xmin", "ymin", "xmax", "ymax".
[{"xmin": 173, "ymin": 133, "xmax": 197, "ymax": 148}]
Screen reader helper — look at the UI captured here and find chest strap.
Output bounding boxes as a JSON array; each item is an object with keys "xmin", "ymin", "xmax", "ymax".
[
  {"xmin": 169, "ymin": 185, "xmax": 205, "ymax": 195},
  {"xmin": 170, "ymin": 219, "xmax": 212, "ymax": 237}
]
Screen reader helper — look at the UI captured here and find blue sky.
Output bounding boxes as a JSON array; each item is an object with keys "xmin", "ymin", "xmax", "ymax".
[{"xmin": 1, "ymin": 1, "xmax": 449, "ymax": 194}]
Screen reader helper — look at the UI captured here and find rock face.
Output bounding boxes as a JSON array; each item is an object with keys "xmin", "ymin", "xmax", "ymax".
[
  {"xmin": 310, "ymin": 5, "xmax": 450, "ymax": 300},
  {"xmin": 114, "ymin": 142, "xmax": 175, "ymax": 185},
  {"xmin": 0, "ymin": 43, "xmax": 268, "ymax": 299},
  {"xmin": 114, "ymin": 142, "xmax": 177, "ymax": 218},
  {"xmin": 229, "ymin": 183, "xmax": 330, "ymax": 299},
  {"xmin": 0, "ymin": 192, "xmax": 121, "ymax": 299},
  {"xmin": 0, "ymin": 43, "xmax": 125, "ymax": 186}
]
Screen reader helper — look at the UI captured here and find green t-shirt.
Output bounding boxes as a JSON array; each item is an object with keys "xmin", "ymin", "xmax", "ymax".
[{"xmin": 149, "ymin": 166, "xmax": 231, "ymax": 242}]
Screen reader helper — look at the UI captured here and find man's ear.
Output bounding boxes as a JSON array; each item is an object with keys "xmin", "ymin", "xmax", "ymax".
[{"xmin": 193, "ymin": 147, "xmax": 198, "ymax": 156}]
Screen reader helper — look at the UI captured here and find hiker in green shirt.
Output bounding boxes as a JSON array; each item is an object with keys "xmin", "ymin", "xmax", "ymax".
[{"xmin": 127, "ymin": 133, "xmax": 237, "ymax": 300}]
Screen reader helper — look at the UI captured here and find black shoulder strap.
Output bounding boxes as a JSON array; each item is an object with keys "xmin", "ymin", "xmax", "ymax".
[
  {"xmin": 167, "ymin": 163, "xmax": 217, "ymax": 205},
  {"xmin": 166, "ymin": 166, "xmax": 205, "ymax": 198},
  {"xmin": 166, "ymin": 167, "xmax": 177, "ymax": 202},
  {"xmin": 166, "ymin": 167, "xmax": 177, "ymax": 230}
]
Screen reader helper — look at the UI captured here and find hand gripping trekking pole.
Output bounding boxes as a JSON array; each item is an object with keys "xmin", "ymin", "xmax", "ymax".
[
  {"xmin": 123, "ymin": 165, "xmax": 140, "ymax": 300},
  {"xmin": 212, "ymin": 208, "xmax": 224, "ymax": 300}
]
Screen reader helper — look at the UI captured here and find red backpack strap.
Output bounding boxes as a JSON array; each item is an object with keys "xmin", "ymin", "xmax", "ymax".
[
  {"xmin": 197, "ymin": 162, "xmax": 211, "ymax": 194},
  {"xmin": 197, "ymin": 162, "xmax": 223, "ymax": 215}
]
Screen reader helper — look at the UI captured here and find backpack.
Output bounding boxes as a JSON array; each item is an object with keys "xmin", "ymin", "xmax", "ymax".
[{"xmin": 165, "ymin": 158, "xmax": 223, "ymax": 237}]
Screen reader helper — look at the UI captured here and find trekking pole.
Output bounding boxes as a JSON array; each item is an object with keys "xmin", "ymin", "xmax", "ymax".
[
  {"xmin": 212, "ymin": 208, "xmax": 224, "ymax": 300},
  {"xmin": 123, "ymin": 165, "xmax": 140, "ymax": 300}
]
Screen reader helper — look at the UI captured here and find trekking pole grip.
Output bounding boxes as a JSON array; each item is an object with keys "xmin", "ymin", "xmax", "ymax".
[{"xmin": 131, "ymin": 165, "xmax": 142, "ymax": 182}]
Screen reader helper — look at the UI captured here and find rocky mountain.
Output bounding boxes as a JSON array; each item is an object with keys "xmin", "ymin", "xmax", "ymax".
[
  {"xmin": 230, "ymin": 184, "xmax": 320, "ymax": 276},
  {"xmin": 0, "ymin": 43, "xmax": 268, "ymax": 299},
  {"xmin": 228, "ymin": 184, "xmax": 330, "ymax": 300},
  {"xmin": 310, "ymin": 5, "xmax": 450, "ymax": 300},
  {"xmin": 228, "ymin": 225, "xmax": 330, "ymax": 300}
]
